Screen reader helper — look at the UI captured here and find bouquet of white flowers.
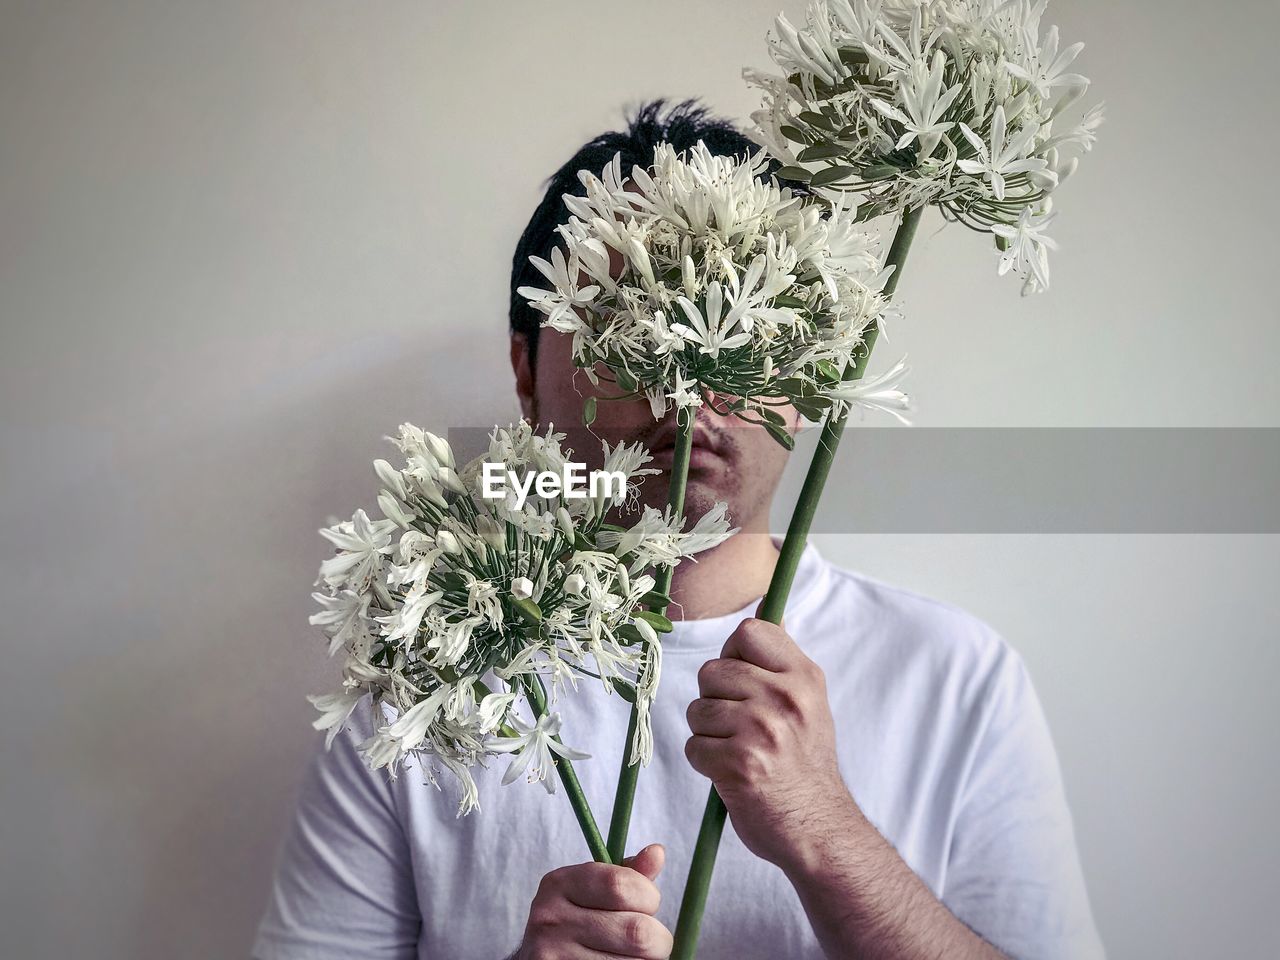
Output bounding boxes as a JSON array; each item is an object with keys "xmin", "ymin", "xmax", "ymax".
[
  {"xmin": 519, "ymin": 140, "xmax": 905, "ymax": 443},
  {"xmin": 746, "ymin": 0, "xmax": 1103, "ymax": 293},
  {"xmin": 307, "ymin": 420, "xmax": 732, "ymax": 860}
]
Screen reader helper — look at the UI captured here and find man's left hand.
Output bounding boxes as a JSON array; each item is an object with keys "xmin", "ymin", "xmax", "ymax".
[{"xmin": 684, "ymin": 613, "xmax": 855, "ymax": 871}]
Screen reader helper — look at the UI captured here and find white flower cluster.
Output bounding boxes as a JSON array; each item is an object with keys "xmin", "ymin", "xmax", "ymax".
[
  {"xmin": 746, "ymin": 0, "xmax": 1104, "ymax": 293},
  {"xmin": 518, "ymin": 141, "xmax": 902, "ymax": 444},
  {"xmin": 308, "ymin": 421, "xmax": 734, "ymax": 815}
]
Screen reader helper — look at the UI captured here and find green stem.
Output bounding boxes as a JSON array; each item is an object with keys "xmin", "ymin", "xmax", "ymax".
[
  {"xmin": 670, "ymin": 205, "xmax": 923, "ymax": 959},
  {"xmin": 523, "ymin": 675, "xmax": 613, "ymax": 864},
  {"xmin": 606, "ymin": 405, "xmax": 695, "ymax": 863}
]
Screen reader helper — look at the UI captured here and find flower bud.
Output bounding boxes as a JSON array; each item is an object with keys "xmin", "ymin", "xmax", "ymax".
[
  {"xmin": 1027, "ymin": 168, "xmax": 1059, "ymax": 190},
  {"xmin": 682, "ymin": 254, "xmax": 699, "ymax": 298},
  {"xmin": 556, "ymin": 507, "xmax": 575, "ymax": 539},
  {"xmin": 510, "ymin": 577, "xmax": 534, "ymax": 600},
  {"xmin": 438, "ymin": 465, "xmax": 466, "ymax": 495},
  {"xmin": 378, "ymin": 490, "xmax": 414, "ymax": 530},
  {"xmin": 436, "ymin": 530, "xmax": 461, "ymax": 555},
  {"xmin": 423, "ymin": 430, "xmax": 454, "ymax": 469},
  {"xmin": 373, "ymin": 459, "xmax": 408, "ymax": 500},
  {"xmin": 564, "ymin": 573, "xmax": 586, "ymax": 596},
  {"xmin": 634, "ymin": 617, "xmax": 658, "ymax": 646},
  {"xmin": 404, "ymin": 464, "xmax": 446, "ymax": 506},
  {"xmin": 1052, "ymin": 154, "xmax": 1078, "ymax": 184}
]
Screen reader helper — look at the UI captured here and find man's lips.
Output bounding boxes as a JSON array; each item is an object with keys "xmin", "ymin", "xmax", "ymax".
[{"xmin": 649, "ymin": 422, "xmax": 730, "ymax": 468}]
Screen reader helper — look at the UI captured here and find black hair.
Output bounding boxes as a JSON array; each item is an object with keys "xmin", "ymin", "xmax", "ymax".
[{"xmin": 508, "ymin": 97, "xmax": 798, "ymax": 366}]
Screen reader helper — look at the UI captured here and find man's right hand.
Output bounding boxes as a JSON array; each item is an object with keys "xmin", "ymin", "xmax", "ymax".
[{"xmin": 515, "ymin": 843, "xmax": 672, "ymax": 960}]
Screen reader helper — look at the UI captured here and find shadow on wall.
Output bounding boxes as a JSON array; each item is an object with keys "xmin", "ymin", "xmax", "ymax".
[{"xmin": 4, "ymin": 326, "xmax": 512, "ymax": 960}]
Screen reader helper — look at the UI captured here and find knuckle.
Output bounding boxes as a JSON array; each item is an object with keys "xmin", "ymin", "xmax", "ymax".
[
  {"xmin": 623, "ymin": 913, "xmax": 657, "ymax": 952},
  {"xmin": 775, "ymin": 684, "xmax": 805, "ymax": 717},
  {"xmin": 754, "ymin": 715, "xmax": 784, "ymax": 750},
  {"xmin": 645, "ymin": 921, "xmax": 675, "ymax": 958},
  {"xmin": 740, "ymin": 743, "xmax": 772, "ymax": 781},
  {"xmin": 536, "ymin": 868, "xmax": 562, "ymax": 897},
  {"xmin": 687, "ymin": 697, "xmax": 724, "ymax": 729},
  {"xmin": 636, "ymin": 878, "xmax": 662, "ymax": 914},
  {"xmin": 579, "ymin": 860, "xmax": 610, "ymax": 883},
  {"xmin": 526, "ymin": 899, "xmax": 558, "ymax": 930},
  {"xmin": 696, "ymin": 659, "xmax": 719, "ymax": 690},
  {"xmin": 741, "ymin": 618, "xmax": 782, "ymax": 649},
  {"xmin": 601, "ymin": 867, "xmax": 631, "ymax": 903},
  {"xmin": 684, "ymin": 697, "xmax": 703, "ymax": 725},
  {"xmin": 683, "ymin": 736, "xmax": 702, "ymax": 768},
  {"xmin": 685, "ymin": 736, "xmax": 721, "ymax": 778}
]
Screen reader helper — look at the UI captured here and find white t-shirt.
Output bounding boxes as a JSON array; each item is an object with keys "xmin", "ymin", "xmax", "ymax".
[{"xmin": 253, "ymin": 540, "xmax": 1104, "ymax": 959}]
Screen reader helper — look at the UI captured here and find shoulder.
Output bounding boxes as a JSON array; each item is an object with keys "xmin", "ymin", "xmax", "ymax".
[
  {"xmin": 822, "ymin": 557, "xmax": 1013, "ymax": 659},
  {"xmin": 806, "ymin": 554, "xmax": 1029, "ymax": 704}
]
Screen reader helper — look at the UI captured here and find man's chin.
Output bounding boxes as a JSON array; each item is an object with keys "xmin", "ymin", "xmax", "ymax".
[{"xmin": 637, "ymin": 476, "xmax": 738, "ymax": 522}]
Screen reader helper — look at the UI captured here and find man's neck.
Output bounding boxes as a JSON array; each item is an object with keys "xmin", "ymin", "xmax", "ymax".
[{"xmin": 666, "ymin": 525, "xmax": 782, "ymax": 621}]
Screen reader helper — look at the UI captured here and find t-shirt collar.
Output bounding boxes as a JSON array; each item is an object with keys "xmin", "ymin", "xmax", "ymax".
[{"xmin": 660, "ymin": 537, "xmax": 829, "ymax": 655}]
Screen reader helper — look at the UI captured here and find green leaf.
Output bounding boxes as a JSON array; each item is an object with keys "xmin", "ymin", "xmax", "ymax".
[
  {"xmin": 640, "ymin": 590, "xmax": 672, "ymax": 609},
  {"xmin": 816, "ymin": 359, "xmax": 843, "ymax": 383},
  {"xmin": 779, "ymin": 124, "xmax": 809, "ymax": 145},
  {"xmin": 511, "ymin": 597, "xmax": 543, "ymax": 625},
  {"xmin": 809, "ymin": 165, "xmax": 860, "ymax": 187},
  {"xmin": 797, "ymin": 143, "xmax": 848, "ymax": 162},
  {"xmin": 797, "ymin": 110, "xmax": 835, "ymax": 131},
  {"xmin": 774, "ymin": 376, "xmax": 813, "ymax": 397},
  {"xmin": 614, "ymin": 368, "xmax": 638, "ymax": 393},
  {"xmin": 610, "ymin": 679, "xmax": 638, "ymax": 703},
  {"xmin": 860, "ymin": 163, "xmax": 899, "ymax": 181},
  {"xmin": 758, "ymin": 405, "xmax": 787, "ymax": 426},
  {"xmin": 764, "ymin": 419, "xmax": 797, "ymax": 450},
  {"xmin": 793, "ymin": 398, "xmax": 831, "ymax": 420},
  {"xmin": 773, "ymin": 165, "xmax": 813, "ymax": 183},
  {"xmin": 635, "ymin": 611, "xmax": 674, "ymax": 634},
  {"xmin": 771, "ymin": 294, "xmax": 809, "ymax": 309},
  {"xmin": 617, "ymin": 624, "xmax": 647, "ymax": 645},
  {"xmin": 582, "ymin": 396, "xmax": 597, "ymax": 426},
  {"xmin": 854, "ymin": 202, "xmax": 888, "ymax": 223}
]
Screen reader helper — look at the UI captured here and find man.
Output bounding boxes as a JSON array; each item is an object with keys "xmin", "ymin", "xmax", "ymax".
[{"xmin": 253, "ymin": 100, "xmax": 1103, "ymax": 960}]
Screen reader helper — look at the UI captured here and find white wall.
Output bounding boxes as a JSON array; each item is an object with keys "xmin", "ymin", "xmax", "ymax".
[{"xmin": 1, "ymin": 1, "xmax": 1276, "ymax": 957}]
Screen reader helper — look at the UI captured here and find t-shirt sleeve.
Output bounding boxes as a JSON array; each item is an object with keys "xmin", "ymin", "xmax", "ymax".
[
  {"xmin": 252, "ymin": 697, "xmax": 422, "ymax": 959},
  {"xmin": 943, "ymin": 642, "xmax": 1106, "ymax": 960}
]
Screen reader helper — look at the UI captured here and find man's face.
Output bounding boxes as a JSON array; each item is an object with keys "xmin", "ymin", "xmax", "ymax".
[
  {"xmin": 512, "ymin": 328, "xmax": 799, "ymax": 533},
  {"xmin": 512, "ymin": 174, "xmax": 802, "ymax": 532}
]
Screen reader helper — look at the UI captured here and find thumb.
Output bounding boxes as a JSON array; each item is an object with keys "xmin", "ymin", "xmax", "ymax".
[
  {"xmin": 621, "ymin": 843, "xmax": 665, "ymax": 881},
  {"xmin": 753, "ymin": 599, "xmax": 784, "ymax": 631}
]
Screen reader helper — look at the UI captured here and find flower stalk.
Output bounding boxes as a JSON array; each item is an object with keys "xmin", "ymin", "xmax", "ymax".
[
  {"xmin": 607, "ymin": 405, "xmax": 695, "ymax": 862},
  {"xmin": 670, "ymin": 205, "xmax": 923, "ymax": 959},
  {"xmin": 522, "ymin": 675, "xmax": 613, "ymax": 864}
]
